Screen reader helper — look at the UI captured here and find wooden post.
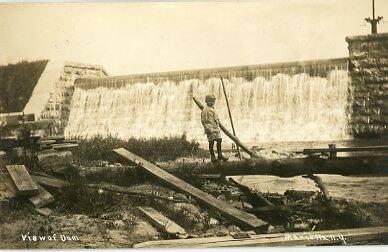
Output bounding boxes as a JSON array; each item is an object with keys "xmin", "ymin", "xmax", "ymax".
[
  {"xmin": 192, "ymin": 97, "xmax": 258, "ymax": 158},
  {"xmin": 220, "ymin": 76, "xmax": 241, "ymax": 159}
]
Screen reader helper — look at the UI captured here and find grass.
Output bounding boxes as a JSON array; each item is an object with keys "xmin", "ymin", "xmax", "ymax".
[
  {"xmin": 58, "ymin": 164, "xmax": 118, "ymax": 216},
  {"xmin": 74, "ymin": 134, "xmax": 202, "ymax": 165}
]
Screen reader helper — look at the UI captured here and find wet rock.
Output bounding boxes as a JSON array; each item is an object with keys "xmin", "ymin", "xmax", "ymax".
[
  {"xmin": 193, "ymin": 223, "xmax": 204, "ymax": 232},
  {"xmin": 227, "ymin": 225, "xmax": 241, "ymax": 233},
  {"xmin": 217, "ymin": 195, "xmax": 226, "ymax": 201},
  {"xmin": 293, "ymin": 222, "xmax": 310, "ymax": 231},
  {"xmin": 173, "ymin": 193, "xmax": 188, "ymax": 202},
  {"xmin": 209, "ymin": 218, "xmax": 219, "ymax": 226},
  {"xmin": 208, "ymin": 226, "xmax": 229, "ymax": 237},
  {"xmin": 174, "ymin": 203, "xmax": 201, "ymax": 215},
  {"xmin": 267, "ymin": 225, "xmax": 286, "ymax": 233},
  {"xmin": 113, "ymin": 220, "xmax": 126, "ymax": 229}
]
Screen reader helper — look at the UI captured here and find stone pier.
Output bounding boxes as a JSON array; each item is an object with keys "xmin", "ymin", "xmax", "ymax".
[{"xmin": 346, "ymin": 33, "xmax": 388, "ymax": 137}]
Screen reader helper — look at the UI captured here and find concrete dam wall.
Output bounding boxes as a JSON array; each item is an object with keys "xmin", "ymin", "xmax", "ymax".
[{"xmin": 66, "ymin": 58, "xmax": 351, "ymax": 144}]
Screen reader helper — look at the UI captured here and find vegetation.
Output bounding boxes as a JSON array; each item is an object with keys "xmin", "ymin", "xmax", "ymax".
[
  {"xmin": 74, "ymin": 134, "xmax": 203, "ymax": 164},
  {"xmin": 0, "ymin": 60, "xmax": 48, "ymax": 113}
]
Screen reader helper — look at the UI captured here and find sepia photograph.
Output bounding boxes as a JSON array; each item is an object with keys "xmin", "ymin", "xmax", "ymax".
[{"xmin": 0, "ymin": 0, "xmax": 387, "ymax": 249}]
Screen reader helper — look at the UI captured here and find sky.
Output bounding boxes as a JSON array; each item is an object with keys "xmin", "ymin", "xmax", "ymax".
[{"xmin": 0, "ymin": 0, "xmax": 387, "ymax": 75}]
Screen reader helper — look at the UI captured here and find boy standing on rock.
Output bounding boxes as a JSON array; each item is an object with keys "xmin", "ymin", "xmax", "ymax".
[{"xmin": 201, "ymin": 94, "xmax": 228, "ymax": 163}]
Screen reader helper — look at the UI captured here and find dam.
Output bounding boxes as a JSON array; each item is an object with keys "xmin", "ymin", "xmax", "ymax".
[
  {"xmin": 65, "ymin": 58, "xmax": 350, "ymax": 144},
  {"xmin": 22, "ymin": 33, "xmax": 387, "ymax": 143}
]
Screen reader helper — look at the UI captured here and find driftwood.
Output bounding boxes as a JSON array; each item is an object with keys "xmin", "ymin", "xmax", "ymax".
[
  {"xmin": 114, "ymin": 148, "xmax": 268, "ymax": 230},
  {"xmin": 87, "ymin": 183, "xmax": 187, "ymax": 203},
  {"xmin": 226, "ymin": 177, "xmax": 274, "ymax": 207}
]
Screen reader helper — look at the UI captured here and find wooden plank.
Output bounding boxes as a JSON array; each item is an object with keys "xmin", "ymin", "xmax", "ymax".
[
  {"xmin": 33, "ymin": 207, "xmax": 53, "ymax": 216},
  {"xmin": 0, "ymin": 151, "xmax": 6, "ymax": 170},
  {"xmin": 6, "ymin": 165, "xmax": 39, "ymax": 196},
  {"xmin": 134, "ymin": 226, "xmax": 388, "ymax": 248},
  {"xmin": 28, "ymin": 184, "xmax": 54, "ymax": 208},
  {"xmin": 0, "ymin": 172, "xmax": 17, "ymax": 199},
  {"xmin": 302, "ymin": 145, "xmax": 388, "ymax": 155},
  {"xmin": 52, "ymin": 143, "xmax": 78, "ymax": 150},
  {"xmin": 114, "ymin": 148, "xmax": 268, "ymax": 230},
  {"xmin": 31, "ymin": 175, "xmax": 68, "ymax": 189},
  {"xmin": 38, "ymin": 140, "xmax": 56, "ymax": 146},
  {"xmin": 138, "ymin": 206, "xmax": 186, "ymax": 236}
]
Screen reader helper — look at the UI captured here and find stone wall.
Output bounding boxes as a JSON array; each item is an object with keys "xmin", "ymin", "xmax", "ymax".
[
  {"xmin": 346, "ymin": 33, "xmax": 388, "ymax": 137},
  {"xmin": 28, "ymin": 61, "xmax": 107, "ymax": 135}
]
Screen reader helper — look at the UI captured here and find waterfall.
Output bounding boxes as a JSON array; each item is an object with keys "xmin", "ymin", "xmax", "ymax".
[{"xmin": 64, "ymin": 70, "xmax": 351, "ymax": 143}]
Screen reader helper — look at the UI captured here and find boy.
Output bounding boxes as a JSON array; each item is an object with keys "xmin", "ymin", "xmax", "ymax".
[{"xmin": 201, "ymin": 94, "xmax": 228, "ymax": 163}]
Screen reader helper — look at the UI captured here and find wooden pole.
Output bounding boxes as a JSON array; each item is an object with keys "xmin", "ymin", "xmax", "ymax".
[
  {"xmin": 192, "ymin": 97, "xmax": 258, "ymax": 158},
  {"xmin": 220, "ymin": 76, "xmax": 241, "ymax": 159}
]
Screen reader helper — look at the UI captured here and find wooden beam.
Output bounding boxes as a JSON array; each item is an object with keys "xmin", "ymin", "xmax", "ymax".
[
  {"xmin": 114, "ymin": 148, "xmax": 268, "ymax": 230},
  {"xmin": 133, "ymin": 226, "xmax": 388, "ymax": 248},
  {"xmin": 138, "ymin": 206, "xmax": 187, "ymax": 236},
  {"xmin": 28, "ymin": 184, "xmax": 54, "ymax": 208},
  {"xmin": 33, "ymin": 207, "xmax": 53, "ymax": 216},
  {"xmin": 0, "ymin": 151, "xmax": 6, "ymax": 170},
  {"xmin": 0, "ymin": 172, "xmax": 17, "ymax": 199},
  {"xmin": 302, "ymin": 145, "xmax": 388, "ymax": 155},
  {"xmin": 6, "ymin": 165, "xmax": 39, "ymax": 196},
  {"xmin": 31, "ymin": 175, "xmax": 68, "ymax": 189},
  {"xmin": 51, "ymin": 143, "xmax": 78, "ymax": 150}
]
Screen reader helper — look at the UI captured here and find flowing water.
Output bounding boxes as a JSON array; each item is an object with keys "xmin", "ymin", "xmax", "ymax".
[{"xmin": 65, "ymin": 70, "xmax": 351, "ymax": 143}]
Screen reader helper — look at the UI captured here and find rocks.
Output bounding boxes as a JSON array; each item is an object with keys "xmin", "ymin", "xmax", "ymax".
[{"xmin": 227, "ymin": 225, "xmax": 241, "ymax": 233}]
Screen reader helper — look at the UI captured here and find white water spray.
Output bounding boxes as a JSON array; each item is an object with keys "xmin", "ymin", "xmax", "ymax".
[{"xmin": 65, "ymin": 70, "xmax": 350, "ymax": 143}]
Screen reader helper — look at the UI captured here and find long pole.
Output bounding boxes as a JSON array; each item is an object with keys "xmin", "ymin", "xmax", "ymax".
[
  {"xmin": 373, "ymin": 0, "xmax": 375, "ymax": 19},
  {"xmin": 192, "ymin": 96, "xmax": 258, "ymax": 158},
  {"xmin": 220, "ymin": 76, "xmax": 241, "ymax": 159}
]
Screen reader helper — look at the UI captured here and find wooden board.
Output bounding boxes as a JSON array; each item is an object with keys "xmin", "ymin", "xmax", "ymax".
[
  {"xmin": 0, "ymin": 151, "xmax": 6, "ymax": 170},
  {"xmin": 138, "ymin": 206, "xmax": 186, "ymax": 236},
  {"xmin": 114, "ymin": 148, "xmax": 268, "ymax": 230},
  {"xmin": 133, "ymin": 226, "xmax": 388, "ymax": 248},
  {"xmin": 0, "ymin": 171, "xmax": 17, "ymax": 199},
  {"xmin": 29, "ymin": 184, "xmax": 54, "ymax": 208},
  {"xmin": 302, "ymin": 145, "xmax": 388, "ymax": 155},
  {"xmin": 33, "ymin": 207, "xmax": 53, "ymax": 216},
  {"xmin": 31, "ymin": 175, "xmax": 68, "ymax": 189},
  {"xmin": 6, "ymin": 165, "xmax": 39, "ymax": 196},
  {"xmin": 52, "ymin": 143, "xmax": 78, "ymax": 150}
]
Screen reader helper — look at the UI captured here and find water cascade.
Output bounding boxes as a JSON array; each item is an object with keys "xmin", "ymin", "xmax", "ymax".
[{"xmin": 65, "ymin": 69, "xmax": 351, "ymax": 144}]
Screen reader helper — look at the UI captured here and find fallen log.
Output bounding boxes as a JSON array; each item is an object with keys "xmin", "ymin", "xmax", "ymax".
[
  {"xmin": 61, "ymin": 154, "xmax": 387, "ymax": 185},
  {"xmin": 35, "ymin": 150, "xmax": 73, "ymax": 168},
  {"xmin": 31, "ymin": 175, "xmax": 69, "ymax": 189},
  {"xmin": 133, "ymin": 226, "xmax": 388, "ymax": 248},
  {"xmin": 87, "ymin": 183, "xmax": 188, "ymax": 203},
  {"xmin": 114, "ymin": 148, "xmax": 268, "ymax": 230}
]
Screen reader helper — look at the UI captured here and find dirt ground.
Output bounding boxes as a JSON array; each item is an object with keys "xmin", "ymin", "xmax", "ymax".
[{"xmin": 1, "ymin": 172, "xmax": 387, "ymax": 249}]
